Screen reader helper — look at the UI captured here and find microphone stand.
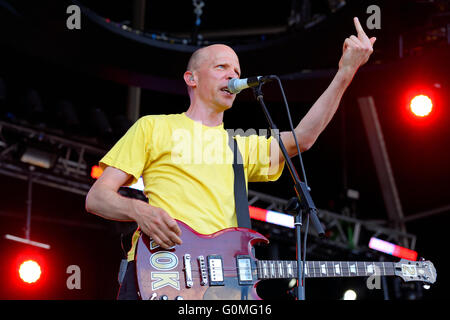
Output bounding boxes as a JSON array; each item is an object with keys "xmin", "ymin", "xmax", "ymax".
[{"xmin": 252, "ymin": 82, "xmax": 325, "ymax": 300}]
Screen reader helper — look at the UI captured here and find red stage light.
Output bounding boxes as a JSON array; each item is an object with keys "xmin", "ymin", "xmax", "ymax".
[
  {"xmin": 369, "ymin": 237, "xmax": 418, "ymax": 261},
  {"xmin": 18, "ymin": 260, "xmax": 42, "ymax": 284},
  {"xmin": 90, "ymin": 165, "xmax": 103, "ymax": 179},
  {"xmin": 410, "ymin": 94, "xmax": 433, "ymax": 117}
]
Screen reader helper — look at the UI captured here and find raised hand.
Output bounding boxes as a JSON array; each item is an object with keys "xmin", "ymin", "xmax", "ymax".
[{"xmin": 338, "ymin": 17, "xmax": 376, "ymax": 72}]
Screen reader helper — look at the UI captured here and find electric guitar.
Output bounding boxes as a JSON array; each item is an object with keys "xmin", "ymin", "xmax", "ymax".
[{"xmin": 135, "ymin": 220, "xmax": 436, "ymax": 300}]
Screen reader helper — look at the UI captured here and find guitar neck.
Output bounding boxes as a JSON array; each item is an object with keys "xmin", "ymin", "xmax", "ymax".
[{"xmin": 256, "ymin": 260, "xmax": 396, "ymax": 280}]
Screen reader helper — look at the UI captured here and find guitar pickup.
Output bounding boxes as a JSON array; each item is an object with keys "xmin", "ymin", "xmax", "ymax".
[
  {"xmin": 207, "ymin": 255, "xmax": 224, "ymax": 286},
  {"xmin": 236, "ymin": 255, "xmax": 253, "ymax": 285}
]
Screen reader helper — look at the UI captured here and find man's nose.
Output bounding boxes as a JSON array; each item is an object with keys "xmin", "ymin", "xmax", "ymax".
[{"xmin": 226, "ymin": 70, "xmax": 239, "ymax": 80}]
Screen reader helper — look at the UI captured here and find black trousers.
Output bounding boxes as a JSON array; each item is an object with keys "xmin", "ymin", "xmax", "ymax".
[{"xmin": 117, "ymin": 260, "xmax": 140, "ymax": 300}]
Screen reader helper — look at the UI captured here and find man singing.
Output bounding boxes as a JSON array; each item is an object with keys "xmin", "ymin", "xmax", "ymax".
[{"xmin": 85, "ymin": 17, "xmax": 376, "ymax": 299}]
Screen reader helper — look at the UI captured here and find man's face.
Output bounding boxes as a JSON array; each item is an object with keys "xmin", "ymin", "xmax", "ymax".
[{"xmin": 193, "ymin": 45, "xmax": 241, "ymax": 111}]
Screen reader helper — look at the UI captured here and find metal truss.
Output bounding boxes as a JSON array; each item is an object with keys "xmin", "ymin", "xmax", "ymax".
[
  {"xmin": 0, "ymin": 120, "xmax": 105, "ymax": 195},
  {"xmin": 248, "ymin": 190, "xmax": 417, "ymax": 251}
]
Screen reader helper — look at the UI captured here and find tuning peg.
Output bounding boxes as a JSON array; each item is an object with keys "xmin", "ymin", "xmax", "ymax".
[{"xmin": 423, "ymin": 284, "xmax": 431, "ymax": 290}]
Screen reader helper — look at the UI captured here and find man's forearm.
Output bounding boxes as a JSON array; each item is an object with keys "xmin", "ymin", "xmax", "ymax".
[
  {"xmin": 85, "ymin": 185, "xmax": 139, "ymax": 222},
  {"xmin": 293, "ymin": 16, "xmax": 376, "ymax": 154},
  {"xmin": 294, "ymin": 67, "xmax": 355, "ymax": 151}
]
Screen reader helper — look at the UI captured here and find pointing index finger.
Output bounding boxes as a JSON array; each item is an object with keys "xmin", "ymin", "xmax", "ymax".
[
  {"xmin": 354, "ymin": 17, "xmax": 367, "ymax": 37},
  {"xmin": 354, "ymin": 17, "xmax": 372, "ymax": 46}
]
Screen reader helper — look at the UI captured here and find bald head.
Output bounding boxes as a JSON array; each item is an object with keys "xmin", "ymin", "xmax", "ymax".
[
  {"xmin": 184, "ymin": 44, "xmax": 241, "ymax": 110},
  {"xmin": 187, "ymin": 44, "xmax": 238, "ymax": 73},
  {"xmin": 187, "ymin": 47, "xmax": 206, "ymax": 72}
]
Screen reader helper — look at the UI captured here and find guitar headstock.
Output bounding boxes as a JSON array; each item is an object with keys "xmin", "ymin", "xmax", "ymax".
[{"xmin": 394, "ymin": 258, "xmax": 436, "ymax": 284}]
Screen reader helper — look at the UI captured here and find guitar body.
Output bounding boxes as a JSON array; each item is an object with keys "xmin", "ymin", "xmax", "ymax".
[{"xmin": 135, "ymin": 219, "xmax": 269, "ymax": 300}]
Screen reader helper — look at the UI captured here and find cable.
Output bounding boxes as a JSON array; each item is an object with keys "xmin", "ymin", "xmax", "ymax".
[
  {"xmin": 270, "ymin": 75, "xmax": 309, "ymax": 187},
  {"xmin": 302, "ymin": 213, "xmax": 310, "ymax": 289},
  {"xmin": 267, "ymin": 75, "xmax": 311, "ymax": 298}
]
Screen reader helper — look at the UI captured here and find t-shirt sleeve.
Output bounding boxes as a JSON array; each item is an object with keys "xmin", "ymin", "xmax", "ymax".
[
  {"xmin": 236, "ymin": 134, "xmax": 285, "ymax": 182},
  {"xmin": 99, "ymin": 116, "xmax": 152, "ymax": 186}
]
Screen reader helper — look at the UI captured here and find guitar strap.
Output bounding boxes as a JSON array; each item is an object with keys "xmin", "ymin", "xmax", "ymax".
[
  {"xmin": 228, "ymin": 134, "xmax": 252, "ymax": 301},
  {"xmin": 228, "ymin": 134, "xmax": 252, "ymax": 229}
]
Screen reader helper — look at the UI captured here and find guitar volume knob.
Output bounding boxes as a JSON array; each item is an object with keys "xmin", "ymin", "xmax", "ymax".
[
  {"xmin": 160, "ymin": 295, "xmax": 169, "ymax": 300},
  {"xmin": 175, "ymin": 296, "xmax": 184, "ymax": 300}
]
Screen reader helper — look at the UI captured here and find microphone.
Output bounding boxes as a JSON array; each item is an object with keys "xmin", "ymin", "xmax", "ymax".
[{"xmin": 227, "ymin": 76, "xmax": 272, "ymax": 94}]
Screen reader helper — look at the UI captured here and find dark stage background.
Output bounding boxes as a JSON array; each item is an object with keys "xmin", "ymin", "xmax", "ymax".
[{"xmin": 0, "ymin": 0, "xmax": 448, "ymax": 300}]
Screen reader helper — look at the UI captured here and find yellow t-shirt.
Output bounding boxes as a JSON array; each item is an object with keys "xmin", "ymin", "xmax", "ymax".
[{"xmin": 99, "ymin": 113, "xmax": 284, "ymax": 261}]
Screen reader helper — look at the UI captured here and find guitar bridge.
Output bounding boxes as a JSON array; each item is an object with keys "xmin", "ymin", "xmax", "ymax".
[
  {"xmin": 198, "ymin": 255, "xmax": 208, "ymax": 286},
  {"xmin": 183, "ymin": 254, "xmax": 193, "ymax": 288}
]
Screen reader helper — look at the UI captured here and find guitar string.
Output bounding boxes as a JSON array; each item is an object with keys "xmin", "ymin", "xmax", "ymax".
[
  {"xmin": 183, "ymin": 263, "xmax": 397, "ymax": 271},
  {"xmin": 179, "ymin": 266, "xmax": 396, "ymax": 275},
  {"xmin": 178, "ymin": 267, "xmax": 395, "ymax": 278},
  {"xmin": 215, "ymin": 263, "xmax": 396, "ymax": 270},
  {"xmin": 183, "ymin": 265, "xmax": 396, "ymax": 271}
]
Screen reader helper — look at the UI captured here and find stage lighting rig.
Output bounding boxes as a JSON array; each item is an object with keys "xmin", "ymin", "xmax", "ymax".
[{"xmin": 20, "ymin": 147, "xmax": 57, "ymax": 169}]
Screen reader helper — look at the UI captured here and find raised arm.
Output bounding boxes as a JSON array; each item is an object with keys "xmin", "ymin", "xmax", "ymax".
[{"xmin": 270, "ymin": 17, "xmax": 376, "ymax": 168}]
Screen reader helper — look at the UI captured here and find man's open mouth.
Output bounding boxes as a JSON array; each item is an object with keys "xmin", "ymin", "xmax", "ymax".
[{"xmin": 220, "ymin": 87, "xmax": 233, "ymax": 95}]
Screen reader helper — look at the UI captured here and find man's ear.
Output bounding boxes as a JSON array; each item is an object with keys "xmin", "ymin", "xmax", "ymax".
[{"xmin": 184, "ymin": 71, "xmax": 196, "ymax": 88}]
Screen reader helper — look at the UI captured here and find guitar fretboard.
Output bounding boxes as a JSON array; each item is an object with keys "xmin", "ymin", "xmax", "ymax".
[{"xmin": 256, "ymin": 260, "xmax": 396, "ymax": 279}]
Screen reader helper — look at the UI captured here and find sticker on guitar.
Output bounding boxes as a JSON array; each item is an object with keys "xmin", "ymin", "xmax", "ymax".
[
  {"xmin": 149, "ymin": 239, "xmax": 180, "ymax": 291},
  {"xmin": 401, "ymin": 264, "xmax": 417, "ymax": 277}
]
